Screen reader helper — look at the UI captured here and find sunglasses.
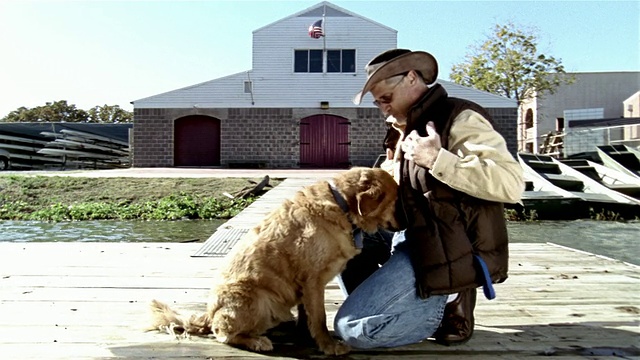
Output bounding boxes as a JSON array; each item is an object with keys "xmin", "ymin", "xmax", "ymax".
[{"xmin": 372, "ymin": 74, "xmax": 406, "ymax": 108}]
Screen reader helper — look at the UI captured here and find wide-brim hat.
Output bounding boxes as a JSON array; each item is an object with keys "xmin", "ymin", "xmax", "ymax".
[{"xmin": 353, "ymin": 49, "xmax": 438, "ymax": 105}]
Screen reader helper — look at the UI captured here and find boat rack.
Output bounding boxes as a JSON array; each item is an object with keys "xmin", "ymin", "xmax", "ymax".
[{"xmin": 0, "ymin": 123, "xmax": 131, "ymax": 170}]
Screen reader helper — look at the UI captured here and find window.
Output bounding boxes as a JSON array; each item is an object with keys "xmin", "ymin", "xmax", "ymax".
[
  {"xmin": 243, "ymin": 81, "xmax": 252, "ymax": 93},
  {"xmin": 327, "ymin": 49, "xmax": 355, "ymax": 73},
  {"xmin": 327, "ymin": 51, "xmax": 339, "ymax": 73},
  {"xmin": 294, "ymin": 50, "xmax": 323, "ymax": 73},
  {"xmin": 525, "ymin": 109, "xmax": 534, "ymax": 129},
  {"xmin": 309, "ymin": 50, "xmax": 322, "ymax": 73},
  {"xmin": 294, "ymin": 49, "xmax": 355, "ymax": 73},
  {"xmin": 525, "ymin": 143, "xmax": 534, "ymax": 153}
]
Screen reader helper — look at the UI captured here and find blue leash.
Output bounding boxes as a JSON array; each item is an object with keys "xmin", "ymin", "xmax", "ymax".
[{"xmin": 473, "ymin": 254, "xmax": 496, "ymax": 300}]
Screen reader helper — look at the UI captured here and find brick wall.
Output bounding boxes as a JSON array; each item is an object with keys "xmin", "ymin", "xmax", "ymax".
[
  {"xmin": 133, "ymin": 107, "xmax": 387, "ymax": 168},
  {"xmin": 132, "ymin": 108, "xmax": 172, "ymax": 167},
  {"xmin": 223, "ymin": 108, "xmax": 386, "ymax": 168},
  {"xmin": 487, "ymin": 107, "xmax": 518, "ymax": 157},
  {"xmin": 132, "ymin": 106, "xmax": 516, "ymax": 168},
  {"xmin": 353, "ymin": 108, "xmax": 387, "ymax": 166},
  {"xmin": 224, "ymin": 108, "xmax": 296, "ymax": 168}
]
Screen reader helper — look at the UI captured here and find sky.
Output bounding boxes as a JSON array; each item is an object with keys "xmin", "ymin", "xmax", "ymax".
[{"xmin": 0, "ymin": 0, "xmax": 638, "ymax": 118}]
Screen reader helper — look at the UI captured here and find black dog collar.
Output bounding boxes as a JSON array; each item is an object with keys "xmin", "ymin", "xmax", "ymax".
[{"xmin": 329, "ymin": 181, "xmax": 364, "ymax": 249}]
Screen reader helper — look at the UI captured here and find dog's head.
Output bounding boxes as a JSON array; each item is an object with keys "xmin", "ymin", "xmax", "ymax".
[{"xmin": 333, "ymin": 167, "xmax": 400, "ymax": 234}]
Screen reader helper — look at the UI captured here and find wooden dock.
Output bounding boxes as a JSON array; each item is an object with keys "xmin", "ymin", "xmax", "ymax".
[
  {"xmin": 193, "ymin": 178, "xmax": 333, "ymax": 257},
  {"xmin": 1, "ymin": 176, "xmax": 639, "ymax": 359},
  {"xmin": 1, "ymin": 242, "xmax": 638, "ymax": 359}
]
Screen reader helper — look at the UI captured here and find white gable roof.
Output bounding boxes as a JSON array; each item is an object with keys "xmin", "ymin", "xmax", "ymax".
[
  {"xmin": 132, "ymin": 71, "xmax": 254, "ymax": 107},
  {"xmin": 252, "ymin": 1, "xmax": 395, "ymax": 33},
  {"xmin": 438, "ymin": 80, "xmax": 517, "ymax": 108}
]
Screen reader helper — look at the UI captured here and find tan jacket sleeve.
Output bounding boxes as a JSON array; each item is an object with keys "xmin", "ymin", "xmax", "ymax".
[{"xmin": 430, "ymin": 109, "xmax": 524, "ymax": 204}]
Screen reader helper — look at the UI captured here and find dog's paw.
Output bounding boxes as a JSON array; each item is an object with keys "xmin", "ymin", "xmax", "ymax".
[
  {"xmin": 321, "ymin": 340, "xmax": 351, "ymax": 356},
  {"xmin": 246, "ymin": 336, "xmax": 274, "ymax": 352}
]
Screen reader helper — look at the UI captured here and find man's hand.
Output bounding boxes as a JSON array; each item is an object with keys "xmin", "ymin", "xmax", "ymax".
[{"xmin": 401, "ymin": 121, "xmax": 441, "ymax": 169}]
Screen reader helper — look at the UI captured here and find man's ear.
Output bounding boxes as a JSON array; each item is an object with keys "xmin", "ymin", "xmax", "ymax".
[{"xmin": 407, "ymin": 69, "xmax": 420, "ymax": 85}]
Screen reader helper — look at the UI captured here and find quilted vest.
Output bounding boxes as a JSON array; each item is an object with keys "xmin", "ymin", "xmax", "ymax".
[{"xmin": 398, "ymin": 84, "xmax": 509, "ymax": 298}]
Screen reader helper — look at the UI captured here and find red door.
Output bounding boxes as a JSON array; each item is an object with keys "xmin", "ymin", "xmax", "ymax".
[
  {"xmin": 300, "ymin": 115, "xmax": 350, "ymax": 168},
  {"xmin": 174, "ymin": 115, "xmax": 220, "ymax": 167}
]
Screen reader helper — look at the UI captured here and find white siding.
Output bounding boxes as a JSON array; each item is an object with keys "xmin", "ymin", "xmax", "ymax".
[
  {"xmin": 133, "ymin": 76, "xmax": 516, "ymax": 109},
  {"xmin": 251, "ymin": 15, "xmax": 396, "ymax": 75}
]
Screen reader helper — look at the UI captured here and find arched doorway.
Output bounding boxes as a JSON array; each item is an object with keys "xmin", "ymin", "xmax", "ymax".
[
  {"xmin": 300, "ymin": 114, "xmax": 350, "ymax": 168},
  {"xmin": 174, "ymin": 115, "xmax": 220, "ymax": 167}
]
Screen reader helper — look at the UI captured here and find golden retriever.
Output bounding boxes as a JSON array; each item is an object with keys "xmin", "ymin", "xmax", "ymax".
[{"xmin": 149, "ymin": 167, "xmax": 399, "ymax": 355}]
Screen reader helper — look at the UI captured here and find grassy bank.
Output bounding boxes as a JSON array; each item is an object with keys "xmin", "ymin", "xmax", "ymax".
[{"xmin": 0, "ymin": 175, "xmax": 280, "ymax": 221}]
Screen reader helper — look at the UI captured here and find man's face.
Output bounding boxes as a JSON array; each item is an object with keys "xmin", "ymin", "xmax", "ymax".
[{"xmin": 370, "ymin": 72, "xmax": 417, "ymax": 123}]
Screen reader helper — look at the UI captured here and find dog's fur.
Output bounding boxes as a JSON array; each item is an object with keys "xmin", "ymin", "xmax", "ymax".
[{"xmin": 149, "ymin": 167, "xmax": 399, "ymax": 355}]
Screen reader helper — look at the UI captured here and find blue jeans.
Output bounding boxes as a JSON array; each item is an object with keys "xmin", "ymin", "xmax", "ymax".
[{"xmin": 334, "ymin": 231, "xmax": 448, "ymax": 349}]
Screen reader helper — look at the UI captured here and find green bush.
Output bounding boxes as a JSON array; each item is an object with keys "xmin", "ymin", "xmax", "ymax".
[
  {"xmin": 0, "ymin": 199, "xmax": 31, "ymax": 220},
  {"xmin": 0, "ymin": 175, "xmax": 275, "ymax": 221},
  {"xmin": 8, "ymin": 193, "xmax": 257, "ymax": 222}
]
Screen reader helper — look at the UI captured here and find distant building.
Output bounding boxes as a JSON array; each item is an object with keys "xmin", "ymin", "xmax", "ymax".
[
  {"xmin": 131, "ymin": 1, "xmax": 517, "ymax": 169},
  {"xmin": 564, "ymin": 117, "xmax": 640, "ymax": 157},
  {"xmin": 563, "ymin": 91, "xmax": 640, "ymax": 157},
  {"xmin": 519, "ymin": 72, "xmax": 640, "ymax": 155}
]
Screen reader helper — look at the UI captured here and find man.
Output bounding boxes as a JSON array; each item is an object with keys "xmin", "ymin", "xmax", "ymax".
[{"xmin": 333, "ymin": 49, "xmax": 523, "ymax": 348}]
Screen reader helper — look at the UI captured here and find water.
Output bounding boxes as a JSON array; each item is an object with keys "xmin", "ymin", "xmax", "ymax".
[
  {"xmin": 0, "ymin": 219, "xmax": 637, "ymax": 265},
  {"xmin": 507, "ymin": 220, "xmax": 639, "ymax": 265},
  {"xmin": 0, "ymin": 219, "xmax": 225, "ymax": 243}
]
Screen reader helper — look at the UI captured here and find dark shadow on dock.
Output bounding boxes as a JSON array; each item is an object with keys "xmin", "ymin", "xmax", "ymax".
[{"xmin": 108, "ymin": 322, "xmax": 640, "ymax": 359}]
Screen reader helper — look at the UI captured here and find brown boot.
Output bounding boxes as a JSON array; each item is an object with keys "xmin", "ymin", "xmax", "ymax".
[{"xmin": 434, "ymin": 288, "xmax": 477, "ymax": 346}]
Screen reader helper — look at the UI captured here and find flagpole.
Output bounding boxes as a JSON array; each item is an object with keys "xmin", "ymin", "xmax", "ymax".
[{"xmin": 322, "ymin": 4, "xmax": 326, "ymax": 73}]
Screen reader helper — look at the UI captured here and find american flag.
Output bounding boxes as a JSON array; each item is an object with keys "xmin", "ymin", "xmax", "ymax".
[{"xmin": 308, "ymin": 19, "xmax": 324, "ymax": 39}]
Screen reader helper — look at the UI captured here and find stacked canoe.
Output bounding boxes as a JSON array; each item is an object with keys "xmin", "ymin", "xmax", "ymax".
[{"xmin": 0, "ymin": 123, "xmax": 132, "ymax": 170}]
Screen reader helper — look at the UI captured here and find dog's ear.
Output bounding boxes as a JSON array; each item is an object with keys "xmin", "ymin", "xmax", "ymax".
[{"xmin": 357, "ymin": 187, "xmax": 384, "ymax": 216}]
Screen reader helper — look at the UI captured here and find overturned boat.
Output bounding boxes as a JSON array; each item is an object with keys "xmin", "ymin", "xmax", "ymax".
[
  {"xmin": 596, "ymin": 144, "xmax": 640, "ymax": 180},
  {"xmin": 518, "ymin": 153, "xmax": 640, "ymax": 220}
]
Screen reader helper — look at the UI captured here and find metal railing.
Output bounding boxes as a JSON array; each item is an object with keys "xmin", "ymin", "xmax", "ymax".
[{"xmin": 524, "ymin": 123, "xmax": 640, "ymax": 158}]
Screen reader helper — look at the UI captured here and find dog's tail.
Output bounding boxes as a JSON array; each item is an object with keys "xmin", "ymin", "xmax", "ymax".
[{"xmin": 147, "ymin": 299, "xmax": 213, "ymax": 336}]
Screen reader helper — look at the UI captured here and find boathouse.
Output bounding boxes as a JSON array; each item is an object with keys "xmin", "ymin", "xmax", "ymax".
[{"xmin": 131, "ymin": 1, "xmax": 517, "ymax": 169}]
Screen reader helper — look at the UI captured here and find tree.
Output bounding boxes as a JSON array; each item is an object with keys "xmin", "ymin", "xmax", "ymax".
[
  {"xmin": 87, "ymin": 105, "xmax": 133, "ymax": 123},
  {"xmin": 450, "ymin": 22, "xmax": 574, "ymax": 105},
  {"xmin": 2, "ymin": 100, "xmax": 88, "ymax": 123},
  {"xmin": 2, "ymin": 106, "xmax": 34, "ymax": 122},
  {"xmin": 1, "ymin": 101, "xmax": 132, "ymax": 123}
]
